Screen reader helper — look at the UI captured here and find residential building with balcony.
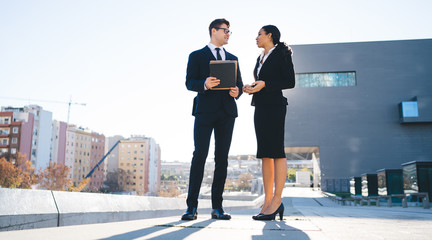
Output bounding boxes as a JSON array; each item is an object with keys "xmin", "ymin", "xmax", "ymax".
[
  {"xmin": 1, "ymin": 105, "xmax": 52, "ymax": 170},
  {"xmin": 0, "ymin": 111, "xmax": 34, "ymax": 163}
]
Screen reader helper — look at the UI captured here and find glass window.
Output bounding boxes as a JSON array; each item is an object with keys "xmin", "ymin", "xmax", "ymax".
[
  {"xmin": 401, "ymin": 101, "xmax": 419, "ymax": 117},
  {"xmin": 296, "ymin": 72, "xmax": 356, "ymax": 88},
  {"xmin": 0, "ymin": 129, "xmax": 10, "ymax": 134},
  {"xmin": 13, "ymin": 127, "xmax": 19, "ymax": 133}
]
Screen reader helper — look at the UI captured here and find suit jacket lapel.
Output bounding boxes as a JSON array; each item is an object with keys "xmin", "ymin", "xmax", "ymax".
[
  {"xmin": 225, "ymin": 50, "xmax": 234, "ymax": 61},
  {"xmin": 254, "ymin": 57, "xmax": 260, "ymax": 80},
  {"xmin": 257, "ymin": 49, "xmax": 277, "ymax": 78},
  {"xmin": 204, "ymin": 46, "xmax": 216, "ymax": 60}
]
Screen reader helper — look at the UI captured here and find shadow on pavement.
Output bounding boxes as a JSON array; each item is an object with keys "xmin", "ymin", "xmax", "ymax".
[
  {"xmin": 251, "ymin": 220, "xmax": 311, "ymax": 240},
  {"xmin": 97, "ymin": 219, "xmax": 214, "ymax": 240}
]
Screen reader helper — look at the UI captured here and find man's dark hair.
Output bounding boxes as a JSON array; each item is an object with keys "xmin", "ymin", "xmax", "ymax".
[{"xmin": 209, "ymin": 18, "xmax": 230, "ymax": 37}]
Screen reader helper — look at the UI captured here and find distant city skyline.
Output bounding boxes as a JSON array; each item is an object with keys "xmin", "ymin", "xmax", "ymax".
[{"xmin": 1, "ymin": 0, "xmax": 432, "ymax": 162}]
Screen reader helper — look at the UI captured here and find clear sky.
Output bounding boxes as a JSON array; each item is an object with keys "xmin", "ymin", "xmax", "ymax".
[{"xmin": 1, "ymin": 0, "xmax": 432, "ymax": 162}]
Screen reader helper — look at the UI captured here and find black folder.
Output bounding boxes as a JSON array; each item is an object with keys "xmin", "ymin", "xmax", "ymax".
[{"xmin": 209, "ymin": 60, "xmax": 238, "ymax": 90}]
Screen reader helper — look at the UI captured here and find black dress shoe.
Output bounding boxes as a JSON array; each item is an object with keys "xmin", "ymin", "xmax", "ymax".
[
  {"xmin": 211, "ymin": 208, "xmax": 231, "ymax": 220},
  {"xmin": 181, "ymin": 207, "xmax": 197, "ymax": 220}
]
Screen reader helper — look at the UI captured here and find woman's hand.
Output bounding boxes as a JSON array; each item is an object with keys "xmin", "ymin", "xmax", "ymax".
[
  {"xmin": 243, "ymin": 80, "xmax": 265, "ymax": 94},
  {"xmin": 243, "ymin": 84, "xmax": 252, "ymax": 94}
]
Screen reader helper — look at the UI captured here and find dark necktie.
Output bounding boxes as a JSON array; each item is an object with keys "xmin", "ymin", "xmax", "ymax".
[{"xmin": 215, "ymin": 47, "xmax": 222, "ymax": 60}]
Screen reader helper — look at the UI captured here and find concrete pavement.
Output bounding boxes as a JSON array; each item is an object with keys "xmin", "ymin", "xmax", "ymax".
[{"xmin": 1, "ymin": 187, "xmax": 432, "ymax": 240}]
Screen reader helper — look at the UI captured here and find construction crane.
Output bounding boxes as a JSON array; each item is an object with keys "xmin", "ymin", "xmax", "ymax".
[
  {"xmin": 0, "ymin": 96, "xmax": 86, "ymax": 124},
  {"xmin": 65, "ymin": 96, "xmax": 86, "ymax": 124},
  {"xmin": 70, "ymin": 140, "xmax": 121, "ymax": 192}
]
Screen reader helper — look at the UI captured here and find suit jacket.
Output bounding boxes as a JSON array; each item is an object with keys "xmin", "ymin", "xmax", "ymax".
[
  {"xmin": 186, "ymin": 46, "xmax": 243, "ymax": 117},
  {"xmin": 252, "ymin": 46, "xmax": 295, "ymax": 106}
]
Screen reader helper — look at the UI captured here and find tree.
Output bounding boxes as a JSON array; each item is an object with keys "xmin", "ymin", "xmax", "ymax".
[
  {"xmin": 102, "ymin": 170, "xmax": 122, "ymax": 193},
  {"xmin": 0, "ymin": 153, "xmax": 37, "ymax": 189},
  {"xmin": 16, "ymin": 153, "xmax": 37, "ymax": 189},
  {"xmin": 38, "ymin": 162, "xmax": 72, "ymax": 191},
  {"xmin": 0, "ymin": 157, "xmax": 22, "ymax": 188},
  {"xmin": 287, "ymin": 168, "xmax": 297, "ymax": 182},
  {"xmin": 101, "ymin": 169, "xmax": 133, "ymax": 193}
]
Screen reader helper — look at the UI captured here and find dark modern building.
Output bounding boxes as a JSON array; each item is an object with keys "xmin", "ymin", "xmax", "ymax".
[{"xmin": 285, "ymin": 39, "xmax": 432, "ymax": 192}]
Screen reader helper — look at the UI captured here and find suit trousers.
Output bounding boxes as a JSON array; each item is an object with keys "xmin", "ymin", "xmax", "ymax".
[{"xmin": 186, "ymin": 109, "xmax": 235, "ymax": 209}]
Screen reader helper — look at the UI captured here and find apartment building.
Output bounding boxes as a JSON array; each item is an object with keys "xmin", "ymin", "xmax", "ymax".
[
  {"xmin": 65, "ymin": 125, "xmax": 76, "ymax": 179},
  {"xmin": 1, "ymin": 105, "xmax": 52, "ymax": 170},
  {"xmin": 117, "ymin": 136, "xmax": 161, "ymax": 195},
  {"xmin": 89, "ymin": 132, "xmax": 105, "ymax": 190},
  {"xmin": 72, "ymin": 128, "xmax": 91, "ymax": 187},
  {"xmin": 51, "ymin": 120, "xmax": 67, "ymax": 165},
  {"xmin": 147, "ymin": 137, "xmax": 161, "ymax": 195},
  {"xmin": 0, "ymin": 111, "xmax": 34, "ymax": 163},
  {"xmin": 104, "ymin": 135, "xmax": 124, "ymax": 175}
]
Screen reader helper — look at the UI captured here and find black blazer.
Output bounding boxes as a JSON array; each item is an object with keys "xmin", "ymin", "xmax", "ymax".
[
  {"xmin": 251, "ymin": 46, "xmax": 295, "ymax": 106},
  {"xmin": 186, "ymin": 46, "xmax": 243, "ymax": 117}
]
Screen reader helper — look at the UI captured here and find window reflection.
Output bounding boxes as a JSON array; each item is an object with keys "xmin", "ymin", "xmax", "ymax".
[{"xmin": 296, "ymin": 72, "xmax": 356, "ymax": 88}]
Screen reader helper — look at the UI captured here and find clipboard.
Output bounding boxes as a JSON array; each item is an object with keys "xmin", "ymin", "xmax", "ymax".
[{"xmin": 209, "ymin": 60, "xmax": 238, "ymax": 90}]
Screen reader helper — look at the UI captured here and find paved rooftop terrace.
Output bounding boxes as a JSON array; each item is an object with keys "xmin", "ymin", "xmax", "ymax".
[{"xmin": 1, "ymin": 187, "xmax": 432, "ymax": 240}]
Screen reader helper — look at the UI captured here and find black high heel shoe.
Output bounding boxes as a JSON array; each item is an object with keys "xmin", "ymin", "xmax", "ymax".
[
  {"xmin": 252, "ymin": 213, "xmax": 263, "ymax": 220},
  {"xmin": 253, "ymin": 203, "xmax": 284, "ymax": 221}
]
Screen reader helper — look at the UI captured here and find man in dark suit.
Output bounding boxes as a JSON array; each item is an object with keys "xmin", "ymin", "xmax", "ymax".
[{"xmin": 182, "ymin": 18, "xmax": 243, "ymax": 220}]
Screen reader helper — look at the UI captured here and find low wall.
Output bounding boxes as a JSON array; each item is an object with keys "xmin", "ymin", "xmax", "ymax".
[
  {"xmin": 0, "ymin": 189, "xmax": 58, "ymax": 231},
  {"xmin": 0, "ymin": 188, "xmax": 263, "ymax": 231}
]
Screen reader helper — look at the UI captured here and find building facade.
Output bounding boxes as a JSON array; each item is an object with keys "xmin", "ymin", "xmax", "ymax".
[
  {"xmin": 72, "ymin": 128, "xmax": 91, "ymax": 187},
  {"xmin": 104, "ymin": 135, "xmax": 124, "ymax": 175},
  {"xmin": 65, "ymin": 125, "xmax": 76, "ymax": 179},
  {"xmin": 285, "ymin": 39, "xmax": 432, "ymax": 192},
  {"xmin": 89, "ymin": 132, "xmax": 105, "ymax": 190},
  {"xmin": 1, "ymin": 105, "xmax": 53, "ymax": 170},
  {"xmin": 51, "ymin": 120, "xmax": 67, "ymax": 165},
  {"xmin": 117, "ymin": 136, "xmax": 161, "ymax": 195},
  {"xmin": 147, "ymin": 137, "xmax": 161, "ymax": 195},
  {"xmin": 0, "ymin": 111, "xmax": 34, "ymax": 163}
]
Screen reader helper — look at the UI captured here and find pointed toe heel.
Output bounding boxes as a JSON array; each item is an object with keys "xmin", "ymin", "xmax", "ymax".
[{"xmin": 253, "ymin": 203, "xmax": 284, "ymax": 221}]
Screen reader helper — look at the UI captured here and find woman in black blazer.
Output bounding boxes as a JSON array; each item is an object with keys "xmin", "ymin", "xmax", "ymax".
[{"xmin": 243, "ymin": 25, "xmax": 295, "ymax": 220}]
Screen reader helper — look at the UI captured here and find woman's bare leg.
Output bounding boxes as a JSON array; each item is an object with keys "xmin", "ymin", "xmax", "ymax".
[{"xmin": 260, "ymin": 158, "xmax": 274, "ymax": 213}]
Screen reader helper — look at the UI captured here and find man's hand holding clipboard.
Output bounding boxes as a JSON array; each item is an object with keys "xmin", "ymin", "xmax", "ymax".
[{"xmin": 207, "ymin": 60, "xmax": 239, "ymax": 97}]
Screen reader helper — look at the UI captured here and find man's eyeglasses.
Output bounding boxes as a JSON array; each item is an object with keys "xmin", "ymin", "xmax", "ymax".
[{"xmin": 215, "ymin": 27, "xmax": 232, "ymax": 35}]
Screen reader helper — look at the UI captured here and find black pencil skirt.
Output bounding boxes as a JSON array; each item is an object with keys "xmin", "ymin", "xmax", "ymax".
[{"xmin": 254, "ymin": 105, "xmax": 287, "ymax": 159}]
